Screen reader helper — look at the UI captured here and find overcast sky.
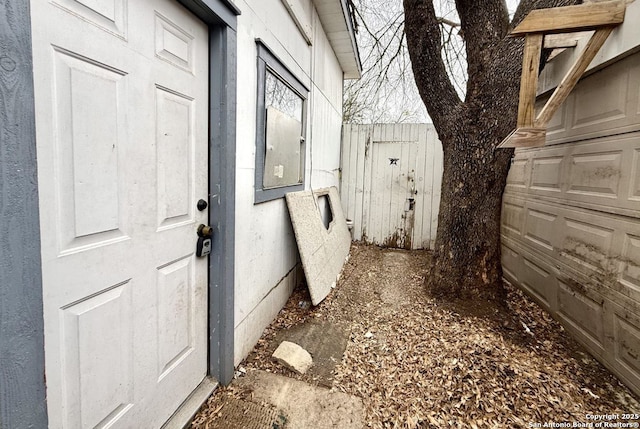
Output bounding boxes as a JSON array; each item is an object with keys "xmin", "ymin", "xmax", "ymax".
[{"xmin": 346, "ymin": 0, "xmax": 527, "ymax": 124}]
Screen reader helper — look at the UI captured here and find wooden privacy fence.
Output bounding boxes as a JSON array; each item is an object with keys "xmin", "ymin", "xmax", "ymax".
[{"xmin": 340, "ymin": 123, "xmax": 443, "ymax": 250}]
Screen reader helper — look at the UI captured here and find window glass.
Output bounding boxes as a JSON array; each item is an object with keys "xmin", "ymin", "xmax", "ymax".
[
  {"xmin": 265, "ymin": 71, "xmax": 303, "ymax": 121},
  {"xmin": 254, "ymin": 42, "xmax": 308, "ymax": 203}
]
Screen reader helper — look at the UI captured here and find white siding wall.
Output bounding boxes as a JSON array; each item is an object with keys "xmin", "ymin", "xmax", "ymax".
[
  {"xmin": 306, "ymin": 14, "xmax": 343, "ymax": 189},
  {"xmin": 234, "ymin": 0, "xmax": 345, "ymax": 363}
]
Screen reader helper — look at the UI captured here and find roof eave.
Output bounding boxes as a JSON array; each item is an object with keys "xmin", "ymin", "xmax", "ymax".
[{"xmin": 313, "ymin": 0, "xmax": 362, "ymax": 79}]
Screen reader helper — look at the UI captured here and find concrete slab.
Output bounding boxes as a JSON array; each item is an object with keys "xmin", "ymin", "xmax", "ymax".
[
  {"xmin": 236, "ymin": 370, "xmax": 364, "ymax": 429},
  {"xmin": 272, "ymin": 321, "xmax": 350, "ymax": 387},
  {"xmin": 204, "ymin": 397, "xmax": 287, "ymax": 429},
  {"xmin": 285, "ymin": 187, "xmax": 351, "ymax": 305}
]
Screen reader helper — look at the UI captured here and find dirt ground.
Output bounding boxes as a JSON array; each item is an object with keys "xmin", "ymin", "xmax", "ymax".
[{"xmin": 192, "ymin": 244, "xmax": 640, "ymax": 428}]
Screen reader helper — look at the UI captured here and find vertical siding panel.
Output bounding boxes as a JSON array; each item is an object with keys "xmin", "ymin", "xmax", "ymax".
[
  {"xmin": 361, "ymin": 125, "xmax": 375, "ymax": 241},
  {"xmin": 406, "ymin": 141, "xmax": 417, "ymax": 247},
  {"xmin": 382, "ymin": 126, "xmax": 396, "ymax": 242},
  {"xmin": 376, "ymin": 142, "xmax": 389, "ymax": 244},
  {"xmin": 413, "ymin": 124, "xmax": 428, "ymax": 249},
  {"xmin": 390, "ymin": 125, "xmax": 402, "ymax": 239},
  {"xmin": 375, "ymin": 142, "xmax": 385, "ymax": 244},
  {"xmin": 363, "ymin": 130, "xmax": 380, "ymax": 241},
  {"xmin": 385, "ymin": 127, "xmax": 396, "ymax": 242},
  {"xmin": 410, "ymin": 125, "xmax": 420, "ymax": 248},
  {"xmin": 354, "ymin": 125, "xmax": 366, "ymax": 241},
  {"xmin": 390, "ymin": 142, "xmax": 404, "ymax": 244},
  {"xmin": 369, "ymin": 134, "xmax": 379, "ymax": 243},
  {"xmin": 421, "ymin": 124, "xmax": 435, "ymax": 248},
  {"xmin": 412, "ymin": 122, "xmax": 420, "ymax": 141},
  {"xmin": 402, "ymin": 141, "xmax": 417, "ymax": 248},
  {"xmin": 340, "ymin": 124, "xmax": 351, "ymax": 220},
  {"xmin": 347, "ymin": 124, "xmax": 357, "ymax": 222},
  {"xmin": 379, "ymin": 123, "xmax": 388, "ymax": 244},
  {"xmin": 401, "ymin": 122, "xmax": 410, "ymax": 142},
  {"xmin": 347, "ymin": 123, "xmax": 357, "ymax": 227},
  {"xmin": 396, "ymin": 141, "xmax": 404, "ymax": 245},
  {"xmin": 430, "ymin": 126, "xmax": 443, "ymax": 249}
]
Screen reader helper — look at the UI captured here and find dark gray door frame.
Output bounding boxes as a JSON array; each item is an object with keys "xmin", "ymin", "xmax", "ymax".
[
  {"xmin": 178, "ymin": 0, "xmax": 238, "ymax": 387},
  {"xmin": 0, "ymin": 2, "xmax": 48, "ymax": 428},
  {"xmin": 0, "ymin": 1, "xmax": 238, "ymax": 427}
]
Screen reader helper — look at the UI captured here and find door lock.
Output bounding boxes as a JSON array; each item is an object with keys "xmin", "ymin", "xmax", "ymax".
[
  {"xmin": 198, "ymin": 224, "xmax": 213, "ymax": 237},
  {"xmin": 196, "ymin": 224, "xmax": 213, "ymax": 257}
]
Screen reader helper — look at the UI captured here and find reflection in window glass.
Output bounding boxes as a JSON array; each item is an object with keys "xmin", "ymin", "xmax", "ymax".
[{"xmin": 265, "ymin": 71, "xmax": 303, "ymax": 121}]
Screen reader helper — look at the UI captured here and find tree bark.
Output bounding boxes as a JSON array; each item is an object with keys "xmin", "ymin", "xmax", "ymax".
[
  {"xmin": 429, "ymin": 101, "xmax": 515, "ymax": 301},
  {"xmin": 403, "ymin": 0, "xmax": 581, "ymax": 301}
]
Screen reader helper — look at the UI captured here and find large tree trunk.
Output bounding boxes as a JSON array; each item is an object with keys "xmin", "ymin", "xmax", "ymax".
[
  {"xmin": 403, "ymin": 0, "xmax": 581, "ymax": 301},
  {"xmin": 430, "ymin": 108, "xmax": 514, "ymax": 301}
]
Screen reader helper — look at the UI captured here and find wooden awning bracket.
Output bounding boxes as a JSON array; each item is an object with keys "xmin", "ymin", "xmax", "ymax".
[{"xmin": 498, "ymin": 1, "xmax": 626, "ymax": 149}]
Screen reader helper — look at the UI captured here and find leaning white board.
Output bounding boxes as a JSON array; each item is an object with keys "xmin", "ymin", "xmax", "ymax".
[{"xmin": 286, "ymin": 187, "xmax": 351, "ymax": 305}]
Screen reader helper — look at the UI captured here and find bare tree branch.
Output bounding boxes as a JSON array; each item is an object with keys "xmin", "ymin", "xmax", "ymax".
[
  {"xmin": 437, "ymin": 17, "xmax": 460, "ymax": 27},
  {"xmin": 344, "ymin": 0, "xmax": 429, "ymax": 123}
]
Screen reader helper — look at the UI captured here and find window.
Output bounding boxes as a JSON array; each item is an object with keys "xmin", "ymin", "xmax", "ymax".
[{"xmin": 255, "ymin": 41, "xmax": 308, "ymax": 203}]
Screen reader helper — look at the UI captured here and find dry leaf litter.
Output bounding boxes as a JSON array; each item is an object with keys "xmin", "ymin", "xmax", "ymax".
[{"xmin": 192, "ymin": 244, "xmax": 639, "ymax": 428}]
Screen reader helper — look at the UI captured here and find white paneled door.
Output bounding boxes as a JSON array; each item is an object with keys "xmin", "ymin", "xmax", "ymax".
[{"xmin": 31, "ymin": 0, "xmax": 210, "ymax": 427}]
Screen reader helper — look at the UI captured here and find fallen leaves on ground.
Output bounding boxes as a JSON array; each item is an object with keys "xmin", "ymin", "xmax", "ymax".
[{"xmin": 196, "ymin": 244, "xmax": 639, "ymax": 428}]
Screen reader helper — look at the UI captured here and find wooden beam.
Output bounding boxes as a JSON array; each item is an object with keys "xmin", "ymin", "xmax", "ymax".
[
  {"xmin": 535, "ymin": 26, "xmax": 614, "ymax": 126},
  {"xmin": 498, "ymin": 1, "xmax": 627, "ymax": 151},
  {"xmin": 543, "ymin": 31, "xmax": 591, "ymax": 49},
  {"xmin": 511, "ymin": 1, "xmax": 625, "ymax": 35},
  {"xmin": 498, "ymin": 127, "xmax": 547, "ymax": 148},
  {"xmin": 517, "ymin": 33, "xmax": 544, "ymax": 128}
]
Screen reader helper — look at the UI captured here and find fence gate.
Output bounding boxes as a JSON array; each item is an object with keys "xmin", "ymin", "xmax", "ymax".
[{"xmin": 340, "ymin": 124, "xmax": 443, "ymax": 250}]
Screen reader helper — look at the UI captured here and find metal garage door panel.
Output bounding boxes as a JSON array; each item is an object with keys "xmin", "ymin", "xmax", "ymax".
[
  {"xmin": 540, "ymin": 53, "xmax": 640, "ymax": 145},
  {"xmin": 506, "ymin": 133, "xmax": 640, "ymax": 217},
  {"xmin": 501, "ymin": 52, "xmax": 640, "ymax": 396}
]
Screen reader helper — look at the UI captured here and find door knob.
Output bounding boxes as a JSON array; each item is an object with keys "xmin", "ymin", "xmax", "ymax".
[{"xmin": 197, "ymin": 199, "xmax": 208, "ymax": 211}]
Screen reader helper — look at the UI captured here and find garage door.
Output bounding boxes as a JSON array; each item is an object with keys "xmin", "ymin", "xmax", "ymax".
[
  {"xmin": 501, "ymin": 52, "xmax": 640, "ymax": 395},
  {"xmin": 30, "ymin": 0, "xmax": 210, "ymax": 427}
]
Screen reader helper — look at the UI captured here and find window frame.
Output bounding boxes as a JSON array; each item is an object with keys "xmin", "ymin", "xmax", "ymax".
[{"xmin": 254, "ymin": 40, "xmax": 309, "ymax": 204}]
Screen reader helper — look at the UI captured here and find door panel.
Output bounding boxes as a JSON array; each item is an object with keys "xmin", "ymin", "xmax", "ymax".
[
  {"xmin": 368, "ymin": 141, "xmax": 419, "ymax": 249},
  {"xmin": 31, "ymin": 0, "xmax": 210, "ymax": 427},
  {"xmin": 340, "ymin": 124, "xmax": 443, "ymax": 250}
]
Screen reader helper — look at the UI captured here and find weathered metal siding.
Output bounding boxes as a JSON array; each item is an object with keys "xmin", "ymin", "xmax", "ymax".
[
  {"xmin": 341, "ymin": 123, "xmax": 443, "ymax": 250},
  {"xmin": 501, "ymin": 51, "xmax": 640, "ymax": 395}
]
